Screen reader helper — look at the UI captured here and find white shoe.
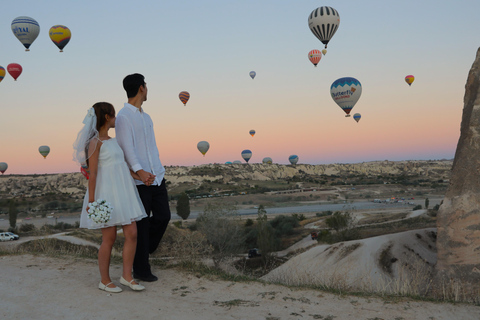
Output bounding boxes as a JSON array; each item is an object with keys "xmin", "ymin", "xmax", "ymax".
[
  {"xmin": 120, "ymin": 276, "xmax": 145, "ymax": 291},
  {"xmin": 98, "ymin": 281, "xmax": 122, "ymax": 293}
]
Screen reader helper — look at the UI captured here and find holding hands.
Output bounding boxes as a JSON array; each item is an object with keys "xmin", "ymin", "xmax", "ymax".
[{"xmin": 136, "ymin": 169, "xmax": 156, "ymax": 186}]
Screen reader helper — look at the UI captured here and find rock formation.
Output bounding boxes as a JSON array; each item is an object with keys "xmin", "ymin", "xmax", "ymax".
[{"xmin": 436, "ymin": 48, "xmax": 480, "ymax": 296}]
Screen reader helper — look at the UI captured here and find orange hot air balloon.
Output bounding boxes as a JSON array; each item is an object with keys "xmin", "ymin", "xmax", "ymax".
[
  {"xmin": 405, "ymin": 75, "xmax": 415, "ymax": 86},
  {"xmin": 7, "ymin": 63, "xmax": 22, "ymax": 81},
  {"xmin": 0, "ymin": 66, "xmax": 5, "ymax": 83},
  {"xmin": 308, "ymin": 49, "xmax": 322, "ymax": 67},
  {"xmin": 179, "ymin": 91, "xmax": 190, "ymax": 105}
]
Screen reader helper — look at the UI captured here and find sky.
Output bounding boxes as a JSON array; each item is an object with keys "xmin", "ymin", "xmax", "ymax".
[{"xmin": 1, "ymin": 0, "xmax": 479, "ymax": 174}]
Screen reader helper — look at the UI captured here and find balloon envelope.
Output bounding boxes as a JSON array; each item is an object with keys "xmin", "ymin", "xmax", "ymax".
[
  {"xmin": 353, "ymin": 113, "xmax": 361, "ymax": 123},
  {"xmin": 0, "ymin": 67, "xmax": 5, "ymax": 83},
  {"xmin": 249, "ymin": 129, "xmax": 255, "ymax": 137},
  {"xmin": 405, "ymin": 75, "xmax": 415, "ymax": 86},
  {"xmin": 308, "ymin": 50, "xmax": 322, "ymax": 67},
  {"xmin": 289, "ymin": 155, "xmax": 299, "ymax": 165},
  {"xmin": 308, "ymin": 7, "xmax": 340, "ymax": 48},
  {"xmin": 11, "ymin": 16, "xmax": 40, "ymax": 51},
  {"xmin": 241, "ymin": 150, "xmax": 252, "ymax": 163},
  {"xmin": 0, "ymin": 162, "xmax": 8, "ymax": 174},
  {"xmin": 197, "ymin": 141, "xmax": 210, "ymax": 156},
  {"xmin": 7, "ymin": 63, "xmax": 22, "ymax": 81},
  {"xmin": 225, "ymin": 161, "xmax": 232, "ymax": 164},
  {"xmin": 233, "ymin": 160, "xmax": 242, "ymax": 164},
  {"xmin": 39, "ymin": 145, "xmax": 50, "ymax": 159},
  {"xmin": 179, "ymin": 91, "xmax": 190, "ymax": 105},
  {"xmin": 49, "ymin": 25, "xmax": 71, "ymax": 52},
  {"xmin": 262, "ymin": 157, "xmax": 272, "ymax": 164},
  {"xmin": 249, "ymin": 71, "xmax": 256, "ymax": 79},
  {"xmin": 330, "ymin": 77, "xmax": 362, "ymax": 117}
]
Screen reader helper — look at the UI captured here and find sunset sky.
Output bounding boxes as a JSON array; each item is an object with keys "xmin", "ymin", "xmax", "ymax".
[{"xmin": 1, "ymin": 0, "xmax": 479, "ymax": 174}]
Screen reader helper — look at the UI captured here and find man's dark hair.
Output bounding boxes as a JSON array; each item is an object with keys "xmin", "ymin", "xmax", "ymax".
[{"xmin": 123, "ymin": 73, "xmax": 145, "ymax": 98}]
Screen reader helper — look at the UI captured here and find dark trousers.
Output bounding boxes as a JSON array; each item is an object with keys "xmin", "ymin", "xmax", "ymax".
[{"xmin": 133, "ymin": 179, "xmax": 171, "ymax": 276}]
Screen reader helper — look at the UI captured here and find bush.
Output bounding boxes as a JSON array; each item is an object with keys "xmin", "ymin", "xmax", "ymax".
[
  {"xmin": 244, "ymin": 218, "xmax": 254, "ymax": 227},
  {"xmin": 413, "ymin": 205, "xmax": 422, "ymax": 210},
  {"xmin": 291, "ymin": 213, "xmax": 306, "ymax": 221},
  {"xmin": 19, "ymin": 223, "xmax": 36, "ymax": 233},
  {"xmin": 316, "ymin": 211, "xmax": 333, "ymax": 217},
  {"xmin": 269, "ymin": 215, "xmax": 299, "ymax": 237}
]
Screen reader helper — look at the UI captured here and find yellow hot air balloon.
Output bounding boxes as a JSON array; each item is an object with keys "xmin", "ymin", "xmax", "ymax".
[
  {"xmin": 0, "ymin": 66, "xmax": 5, "ymax": 83},
  {"xmin": 49, "ymin": 25, "xmax": 71, "ymax": 52},
  {"xmin": 39, "ymin": 145, "xmax": 50, "ymax": 159}
]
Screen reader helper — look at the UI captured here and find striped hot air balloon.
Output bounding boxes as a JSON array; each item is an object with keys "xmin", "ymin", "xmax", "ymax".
[
  {"xmin": 308, "ymin": 49, "xmax": 322, "ymax": 67},
  {"xmin": 39, "ymin": 145, "xmax": 50, "ymax": 159},
  {"xmin": 11, "ymin": 16, "xmax": 40, "ymax": 51},
  {"xmin": 179, "ymin": 91, "xmax": 190, "ymax": 105},
  {"xmin": 241, "ymin": 150, "xmax": 252, "ymax": 163},
  {"xmin": 249, "ymin": 129, "xmax": 255, "ymax": 137},
  {"xmin": 353, "ymin": 113, "xmax": 361, "ymax": 123},
  {"xmin": 308, "ymin": 7, "xmax": 340, "ymax": 55},
  {"xmin": 49, "ymin": 25, "xmax": 71, "ymax": 52}
]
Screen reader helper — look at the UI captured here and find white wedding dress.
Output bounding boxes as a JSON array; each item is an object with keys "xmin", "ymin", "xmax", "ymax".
[{"xmin": 79, "ymin": 138, "xmax": 147, "ymax": 229}]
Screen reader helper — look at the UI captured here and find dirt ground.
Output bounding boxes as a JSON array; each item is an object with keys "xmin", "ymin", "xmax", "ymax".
[{"xmin": 1, "ymin": 254, "xmax": 478, "ymax": 320}]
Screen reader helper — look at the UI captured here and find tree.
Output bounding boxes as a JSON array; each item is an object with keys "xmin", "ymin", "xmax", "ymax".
[
  {"xmin": 176, "ymin": 192, "xmax": 191, "ymax": 220},
  {"xmin": 9, "ymin": 201, "xmax": 18, "ymax": 229},
  {"xmin": 196, "ymin": 202, "xmax": 245, "ymax": 266},
  {"xmin": 425, "ymin": 198, "xmax": 430, "ymax": 209},
  {"xmin": 256, "ymin": 205, "xmax": 277, "ymax": 268}
]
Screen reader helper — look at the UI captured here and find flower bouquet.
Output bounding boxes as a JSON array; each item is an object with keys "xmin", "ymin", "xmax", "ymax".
[{"xmin": 87, "ymin": 199, "xmax": 113, "ymax": 224}]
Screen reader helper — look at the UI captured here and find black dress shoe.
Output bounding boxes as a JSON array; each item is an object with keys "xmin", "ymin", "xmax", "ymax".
[{"xmin": 133, "ymin": 272, "xmax": 158, "ymax": 282}]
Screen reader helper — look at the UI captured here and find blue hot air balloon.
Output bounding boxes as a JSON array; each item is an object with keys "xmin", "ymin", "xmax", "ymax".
[
  {"xmin": 249, "ymin": 71, "xmax": 256, "ymax": 79},
  {"xmin": 330, "ymin": 77, "xmax": 362, "ymax": 117},
  {"xmin": 241, "ymin": 149, "xmax": 252, "ymax": 163},
  {"xmin": 11, "ymin": 16, "xmax": 40, "ymax": 51},
  {"xmin": 262, "ymin": 157, "xmax": 272, "ymax": 164},
  {"xmin": 353, "ymin": 113, "xmax": 361, "ymax": 123},
  {"xmin": 289, "ymin": 155, "xmax": 299, "ymax": 165}
]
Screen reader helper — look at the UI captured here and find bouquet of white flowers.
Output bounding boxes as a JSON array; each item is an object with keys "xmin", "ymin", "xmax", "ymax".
[{"xmin": 87, "ymin": 199, "xmax": 113, "ymax": 224}]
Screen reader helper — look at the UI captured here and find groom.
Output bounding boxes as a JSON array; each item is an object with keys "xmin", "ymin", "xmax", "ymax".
[{"xmin": 116, "ymin": 73, "xmax": 171, "ymax": 282}]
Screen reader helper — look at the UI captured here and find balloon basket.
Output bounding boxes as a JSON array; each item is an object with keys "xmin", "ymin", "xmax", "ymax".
[
  {"xmin": 25, "ymin": 49, "xmax": 30, "ymax": 52},
  {"xmin": 345, "ymin": 115, "xmax": 351, "ymax": 117}
]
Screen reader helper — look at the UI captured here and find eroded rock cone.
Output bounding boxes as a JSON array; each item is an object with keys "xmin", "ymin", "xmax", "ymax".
[{"xmin": 436, "ymin": 47, "xmax": 480, "ymax": 299}]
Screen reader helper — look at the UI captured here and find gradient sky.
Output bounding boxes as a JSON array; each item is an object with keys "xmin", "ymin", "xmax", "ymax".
[{"xmin": 1, "ymin": 0, "xmax": 479, "ymax": 174}]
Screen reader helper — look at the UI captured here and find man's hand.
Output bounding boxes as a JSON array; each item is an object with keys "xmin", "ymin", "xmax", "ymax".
[{"xmin": 137, "ymin": 169, "xmax": 156, "ymax": 186}]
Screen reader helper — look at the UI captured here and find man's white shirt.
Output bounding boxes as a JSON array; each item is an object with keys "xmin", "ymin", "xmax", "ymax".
[{"xmin": 116, "ymin": 103, "xmax": 165, "ymax": 186}]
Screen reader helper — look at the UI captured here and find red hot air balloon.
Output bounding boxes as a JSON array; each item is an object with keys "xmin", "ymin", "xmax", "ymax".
[
  {"xmin": 179, "ymin": 91, "xmax": 190, "ymax": 105},
  {"xmin": 308, "ymin": 49, "xmax": 322, "ymax": 67},
  {"xmin": 7, "ymin": 63, "xmax": 22, "ymax": 81}
]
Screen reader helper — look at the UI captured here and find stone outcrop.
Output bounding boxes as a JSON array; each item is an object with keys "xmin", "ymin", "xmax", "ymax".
[{"xmin": 436, "ymin": 48, "xmax": 480, "ymax": 294}]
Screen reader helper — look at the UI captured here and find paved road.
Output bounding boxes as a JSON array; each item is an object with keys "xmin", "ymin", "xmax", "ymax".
[{"xmin": 0, "ymin": 198, "xmax": 442, "ymax": 229}]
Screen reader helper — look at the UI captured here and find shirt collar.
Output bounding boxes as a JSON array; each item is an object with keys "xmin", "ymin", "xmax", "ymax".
[{"xmin": 124, "ymin": 102, "xmax": 143, "ymax": 113}]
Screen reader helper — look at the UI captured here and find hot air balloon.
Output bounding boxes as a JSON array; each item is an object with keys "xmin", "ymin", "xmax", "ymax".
[
  {"xmin": 241, "ymin": 149, "xmax": 252, "ymax": 163},
  {"xmin": 249, "ymin": 71, "xmax": 256, "ymax": 79},
  {"xmin": 39, "ymin": 145, "xmax": 50, "ymax": 159},
  {"xmin": 308, "ymin": 49, "xmax": 322, "ymax": 67},
  {"xmin": 197, "ymin": 141, "xmax": 210, "ymax": 156},
  {"xmin": 11, "ymin": 16, "xmax": 40, "ymax": 51},
  {"xmin": 0, "ymin": 66, "xmax": 5, "ymax": 83},
  {"xmin": 262, "ymin": 157, "xmax": 272, "ymax": 164},
  {"xmin": 353, "ymin": 113, "xmax": 361, "ymax": 123},
  {"xmin": 322, "ymin": 49, "xmax": 327, "ymax": 55},
  {"xmin": 289, "ymin": 155, "xmax": 299, "ymax": 165},
  {"xmin": 49, "ymin": 25, "xmax": 71, "ymax": 52},
  {"xmin": 7, "ymin": 63, "xmax": 22, "ymax": 81},
  {"xmin": 179, "ymin": 91, "xmax": 190, "ymax": 105},
  {"xmin": 0, "ymin": 162, "xmax": 8, "ymax": 174},
  {"xmin": 225, "ymin": 161, "xmax": 232, "ymax": 164},
  {"xmin": 308, "ymin": 6, "xmax": 340, "ymax": 55},
  {"xmin": 233, "ymin": 160, "xmax": 242, "ymax": 164},
  {"xmin": 405, "ymin": 75, "xmax": 415, "ymax": 86},
  {"xmin": 249, "ymin": 130, "xmax": 256, "ymax": 137},
  {"xmin": 330, "ymin": 77, "xmax": 362, "ymax": 117}
]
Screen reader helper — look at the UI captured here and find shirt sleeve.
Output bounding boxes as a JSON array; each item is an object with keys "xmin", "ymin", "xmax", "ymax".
[{"xmin": 115, "ymin": 114, "xmax": 143, "ymax": 173}]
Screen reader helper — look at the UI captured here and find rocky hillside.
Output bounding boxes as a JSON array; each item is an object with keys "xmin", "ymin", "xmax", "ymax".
[{"xmin": 0, "ymin": 160, "xmax": 452, "ymax": 199}]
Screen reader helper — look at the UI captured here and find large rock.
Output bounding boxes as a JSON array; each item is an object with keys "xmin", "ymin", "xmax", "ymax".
[{"xmin": 436, "ymin": 48, "xmax": 480, "ymax": 295}]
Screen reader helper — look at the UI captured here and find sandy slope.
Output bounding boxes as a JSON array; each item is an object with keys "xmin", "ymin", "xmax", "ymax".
[{"xmin": 0, "ymin": 254, "xmax": 478, "ymax": 320}]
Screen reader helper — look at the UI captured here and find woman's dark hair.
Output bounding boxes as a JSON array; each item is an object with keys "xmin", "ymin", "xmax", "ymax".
[
  {"xmin": 123, "ymin": 73, "xmax": 145, "ymax": 98},
  {"xmin": 85, "ymin": 102, "xmax": 115, "ymax": 167}
]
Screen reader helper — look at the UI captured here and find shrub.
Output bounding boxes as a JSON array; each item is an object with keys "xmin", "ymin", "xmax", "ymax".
[
  {"xmin": 244, "ymin": 218, "xmax": 254, "ymax": 227},
  {"xmin": 19, "ymin": 223, "xmax": 36, "ymax": 233},
  {"xmin": 413, "ymin": 205, "xmax": 422, "ymax": 210},
  {"xmin": 269, "ymin": 215, "xmax": 299, "ymax": 237}
]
